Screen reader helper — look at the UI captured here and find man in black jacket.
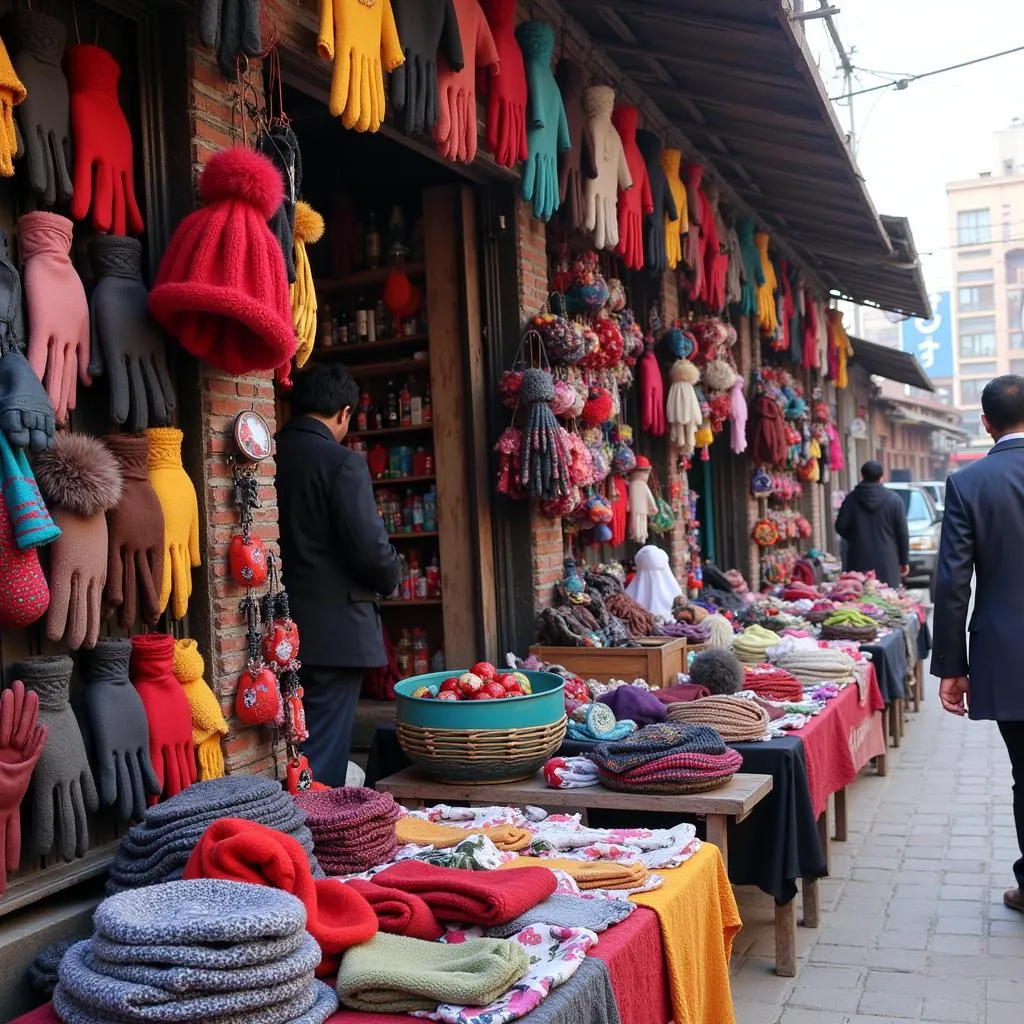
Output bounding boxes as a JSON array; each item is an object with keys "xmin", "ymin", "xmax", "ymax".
[
  {"xmin": 276, "ymin": 364, "xmax": 401, "ymax": 786},
  {"xmin": 835, "ymin": 461, "xmax": 909, "ymax": 587},
  {"xmin": 932, "ymin": 375, "xmax": 1024, "ymax": 912}
]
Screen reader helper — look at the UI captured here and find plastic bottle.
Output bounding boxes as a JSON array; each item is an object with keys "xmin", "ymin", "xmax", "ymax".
[
  {"xmin": 423, "ymin": 387, "xmax": 432, "ymax": 424},
  {"xmin": 386, "ymin": 380, "xmax": 399, "ymax": 426},
  {"xmin": 412, "ymin": 493, "xmax": 424, "ymax": 532},
  {"xmin": 388, "ymin": 204, "xmax": 406, "ymax": 249},
  {"xmin": 356, "ymin": 392, "xmax": 371, "ymax": 432},
  {"xmin": 412, "ymin": 629, "xmax": 430, "ymax": 674},
  {"xmin": 408, "ymin": 551, "xmax": 421, "ymax": 595},
  {"xmin": 423, "ymin": 488, "xmax": 437, "ymax": 532},
  {"xmin": 397, "ymin": 629, "xmax": 413, "ymax": 677},
  {"xmin": 402, "ymin": 489, "xmax": 414, "ymax": 531},
  {"xmin": 426, "ymin": 550, "xmax": 441, "ymax": 596},
  {"xmin": 430, "ymin": 648, "xmax": 446, "ymax": 672},
  {"xmin": 366, "ymin": 213, "xmax": 382, "ymax": 269},
  {"xmin": 394, "ymin": 554, "xmax": 408, "ymax": 600},
  {"xmin": 399, "ymin": 380, "xmax": 412, "ymax": 426}
]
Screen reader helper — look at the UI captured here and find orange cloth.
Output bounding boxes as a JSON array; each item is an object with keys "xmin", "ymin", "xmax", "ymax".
[
  {"xmin": 630, "ymin": 843, "xmax": 741, "ymax": 1024},
  {"xmin": 497, "ymin": 856, "xmax": 648, "ymax": 890},
  {"xmin": 396, "ymin": 817, "xmax": 531, "ymax": 852}
]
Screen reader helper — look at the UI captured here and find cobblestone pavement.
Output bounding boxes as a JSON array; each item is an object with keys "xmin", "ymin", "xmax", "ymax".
[{"xmin": 728, "ymin": 679, "xmax": 1024, "ymax": 1023}]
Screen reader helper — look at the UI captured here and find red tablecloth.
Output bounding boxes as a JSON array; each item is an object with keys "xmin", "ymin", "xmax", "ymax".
[
  {"xmin": 793, "ymin": 667, "xmax": 886, "ymax": 819},
  {"xmin": 8, "ymin": 908, "xmax": 671, "ymax": 1024}
]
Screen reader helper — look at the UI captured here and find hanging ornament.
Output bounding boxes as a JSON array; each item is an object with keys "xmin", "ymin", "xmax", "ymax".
[{"xmin": 235, "ymin": 594, "xmax": 282, "ymax": 727}]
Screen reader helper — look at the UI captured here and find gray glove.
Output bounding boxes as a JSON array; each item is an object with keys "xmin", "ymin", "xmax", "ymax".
[
  {"xmin": 198, "ymin": 0, "xmax": 263, "ymax": 79},
  {"xmin": 77, "ymin": 638, "xmax": 160, "ymax": 821},
  {"xmin": 88, "ymin": 237, "xmax": 175, "ymax": 433},
  {"xmin": 2, "ymin": 10, "xmax": 73, "ymax": 207},
  {"xmin": 255, "ymin": 125, "xmax": 301, "ymax": 285},
  {"xmin": 16, "ymin": 656, "xmax": 98, "ymax": 860}
]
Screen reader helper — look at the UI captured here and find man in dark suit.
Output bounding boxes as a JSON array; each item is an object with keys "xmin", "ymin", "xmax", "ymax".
[
  {"xmin": 276, "ymin": 364, "xmax": 401, "ymax": 786},
  {"xmin": 932, "ymin": 375, "xmax": 1024, "ymax": 912},
  {"xmin": 835, "ymin": 460, "xmax": 910, "ymax": 587}
]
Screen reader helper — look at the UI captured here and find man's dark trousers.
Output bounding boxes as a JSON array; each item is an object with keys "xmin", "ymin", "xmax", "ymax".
[
  {"xmin": 998, "ymin": 721, "xmax": 1024, "ymax": 888},
  {"xmin": 301, "ymin": 665, "xmax": 364, "ymax": 787}
]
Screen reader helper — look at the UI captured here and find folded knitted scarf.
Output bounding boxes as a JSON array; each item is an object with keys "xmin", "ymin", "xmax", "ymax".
[
  {"xmin": 485, "ymin": 892, "xmax": 634, "ymax": 938},
  {"xmin": 373, "ymin": 860, "xmax": 557, "ymax": 926},
  {"xmin": 543, "ymin": 756, "xmax": 600, "ymax": 789},
  {"xmin": 667, "ymin": 696, "xmax": 770, "ymax": 742},
  {"xmin": 589, "ymin": 723, "xmax": 726, "ymax": 775},
  {"xmin": 336, "ymin": 932, "xmax": 530, "ymax": 1014},
  {"xmin": 396, "ymin": 817, "xmax": 532, "ymax": 853},
  {"xmin": 742, "ymin": 664, "xmax": 804, "ymax": 703},
  {"xmin": 601, "ymin": 747, "xmax": 743, "ymax": 784},
  {"xmin": 183, "ymin": 818, "xmax": 378, "ymax": 977},
  {"xmin": 345, "ymin": 878, "xmax": 444, "ymax": 941},
  {"xmin": 497, "ymin": 857, "xmax": 648, "ymax": 890}
]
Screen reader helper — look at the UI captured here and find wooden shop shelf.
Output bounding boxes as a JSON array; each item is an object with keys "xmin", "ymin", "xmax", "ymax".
[{"xmin": 315, "ymin": 262, "xmax": 425, "ymax": 291}]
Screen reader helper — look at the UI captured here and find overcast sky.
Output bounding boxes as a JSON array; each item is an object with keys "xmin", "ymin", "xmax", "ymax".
[{"xmin": 801, "ymin": 1, "xmax": 1024, "ymax": 291}]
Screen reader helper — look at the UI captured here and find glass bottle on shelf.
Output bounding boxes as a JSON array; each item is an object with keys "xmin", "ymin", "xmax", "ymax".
[
  {"xmin": 412, "ymin": 492, "xmax": 424, "ymax": 533},
  {"xmin": 372, "ymin": 403, "xmax": 384, "ymax": 430},
  {"xmin": 408, "ymin": 551, "xmax": 421, "ymax": 595},
  {"xmin": 366, "ymin": 213, "xmax": 382, "ymax": 269},
  {"xmin": 397, "ymin": 629, "xmax": 414, "ymax": 677},
  {"xmin": 386, "ymin": 380, "xmax": 399, "ymax": 427},
  {"xmin": 426, "ymin": 549, "xmax": 441, "ymax": 596},
  {"xmin": 336, "ymin": 308, "xmax": 349, "ymax": 345},
  {"xmin": 356, "ymin": 392, "xmax": 371, "ymax": 432},
  {"xmin": 430, "ymin": 647, "xmax": 446, "ymax": 672},
  {"xmin": 388, "ymin": 205, "xmax": 406, "ymax": 250},
  {"xmin": 375, "ymin": 300, "xmax": 387, "ymax": 340},
  {"xmin": 410, "ymin": 377, "xmax": 423, "ymax": 425},
  {"xmin": 412, "ymin": 629, "xmax": 429, "ymax": 673},
  {"xmin": 402, "ymin": 489, "xmax": 414, "ymax": 531},
  {"xmin": 423, "ymin": 488, "xmax": 437, "ymax": 533},
  {"xmin": 422, "ymin": 387, "xmax": 432, "ymax": 424},
  {"xmin": 399, "ymin": 379, "xmax": 412, "ymax": 427},
  {"xmin": 355, "ymin": 299, "xmax": 369, "ymax": 342}
]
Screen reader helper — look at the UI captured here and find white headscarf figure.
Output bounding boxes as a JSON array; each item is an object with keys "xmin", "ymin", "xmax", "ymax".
[{"xmin": 626, "ymin": 545, "xmax": 682, "ymax": 620}]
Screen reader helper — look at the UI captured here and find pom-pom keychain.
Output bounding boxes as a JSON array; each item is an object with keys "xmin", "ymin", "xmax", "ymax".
[
  {"xmin": 606, "ymin": 277, "xmax": 626, "ymax": 312},
  {"xmin": 532, "ymin": 311, "xmax": 586, "ymax": 364},
  {"xmin": 663, "ymin": 322, "xmax": 695, "ymax": 360},
  {"xmin": 581, "ymin": 385, "xmax": 614, "ymax": 426},
  {"xmin": 494, "ymin": 425, "xmax": 524, "ymax": 497},
  {"xmin": 703, "ymin": 358, "xmax": 737, "ymax": 393},
  {"xmin": 584, "ymin": 316, "xmax": 624, "ymax": 369},
  {"xmin": 551, "ymin": 378, "xmax": 577, "ymax": 418},
  {"xmin": 565, "ymin": 252, "xmax": 610, "ymax": 315},
  {"xmin": 519, "ymin": 368, "xmax": 571, "ymax": 500},
  {"xmin": 666, "ymin": 359, "xmax": 702, "ymax": 453}
]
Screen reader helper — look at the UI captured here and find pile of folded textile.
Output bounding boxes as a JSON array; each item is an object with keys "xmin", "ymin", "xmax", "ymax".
[
  {"xmin": 395, "ymin": 816, "xmax": 532, "ymax": 852},
  {"xmin": 742, "ymin": 664, "xmax": 805, "ymax": 702},
  {"xmin": 294, "ymin": 787, "xmax": 401, "ymax": 875},
  {"xmin": 107, "ymin": 777, "xmax": 319, "ymax": 893},
  {"xmin": 772, "ymin": 646, "xmax": 856, "ymax": 685},
  {"xmin": 345, "ymin": 878, "xmax": 444, "ymax": 941},
  {"xmin": 543, "ymin": 755, "xmax": 600, "ymax": 789},
  {"xmin": 666, "ymin": 695, "xmax": 770, "ymax": 742},
  {"xmin": 498, "ymin": 856, "xmax": 649, "ymax": 891},
  {"xmin": 731, "ymin": 624, "xmax": 781, "ymax": 664},
  {"xmin": 589, "ymin": 722, "xmax": 743, "ymax": 794},
  {"xmin": 53, "ymin": 879, "xmax": 338, "ymax": 1024}
]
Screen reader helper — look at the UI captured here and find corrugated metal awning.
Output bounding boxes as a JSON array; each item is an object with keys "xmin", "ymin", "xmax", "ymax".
[{"xmin": 849, "ymin": 336, "xmax": 934, "ymax": 391}]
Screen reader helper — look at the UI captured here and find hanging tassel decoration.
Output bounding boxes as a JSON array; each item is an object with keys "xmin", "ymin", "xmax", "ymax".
[{"xmin": 519, "ymin": 368, "xmax": 571, "ymax": 500}]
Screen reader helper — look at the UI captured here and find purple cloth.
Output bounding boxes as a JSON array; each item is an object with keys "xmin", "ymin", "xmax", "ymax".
[
  {"xmin": 650, "ymin": 683, "xmax": 711, "ymax": 706},
  {"xmin": 598, "ymin": 687, "xmax": 668, "ymax": 727}
]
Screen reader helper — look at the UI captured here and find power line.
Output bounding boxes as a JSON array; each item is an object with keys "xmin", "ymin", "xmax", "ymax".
[{"xmin": 829, "ymin": 44, "xmax": 1024, "ymax": 101}]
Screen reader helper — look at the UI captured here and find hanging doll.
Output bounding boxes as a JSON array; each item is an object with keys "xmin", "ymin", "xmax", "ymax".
[
  {"xmin": 627, "ymin": 457, "xmax": 658, "ymax": 545},
  {"xmin": 666, "ymin": 359, "xmax": 702, "ymax": 454}
]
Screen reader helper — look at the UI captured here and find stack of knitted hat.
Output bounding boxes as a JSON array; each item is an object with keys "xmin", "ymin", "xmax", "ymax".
[
  {"xmin": 732, "ymin": 624, "xmax": 781, "ymax": 664},
  {"xmin": 742, "ymin": 664, "xmax": 805, "ymax": 702},
  {"xmin": 667, "ymin": 695, "xmax": 770, "ymax": 742},
  {"xmin": 108, "ymin": 776, "xmax": 320, "ymax": 893},
  {"xmin": 772, "ymin": 647, "xmax": 856, "ymax": 685},
  {"xmin": 588, "ymin": 722, "xmax": 743, "ymax": 794},
  {"xmin": 53, "ymin": 879, "xmax": 338, "ymax": 1024},
  {"xmin": 294, "ymin": 787, "xmax": 401, "ymax": 875}
]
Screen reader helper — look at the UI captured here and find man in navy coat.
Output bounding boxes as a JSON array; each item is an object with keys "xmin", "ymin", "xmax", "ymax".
[{"xmin": 932, "ymin": 375, "xmax": 1024, "ymax": 912}]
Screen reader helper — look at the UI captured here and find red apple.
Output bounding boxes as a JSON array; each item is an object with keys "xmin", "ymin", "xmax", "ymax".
[
  {"xmin": 474, "ymin": 691, "xmax": 493, "ymax": 700},
  {"xmin": 484, "ymin": 681, "xmax": 507, "ymax": 699},
  {"xmin": 470, "ymin": 661, "xmax": 497, "ymax": 682},
  {"xmin": 503, "ymin": 680, "xmax": 524, "ymax": 696},
  {"xmin": 457, "ymin": 671, "xmax": 484, "ymax": 697},
  {"xmin": 436, "ymin": 690, "xmax": 459, "ymax": 702},
  {"xmin": 439, "ymin": 677, "xmax": 460, "ymax": 695}
]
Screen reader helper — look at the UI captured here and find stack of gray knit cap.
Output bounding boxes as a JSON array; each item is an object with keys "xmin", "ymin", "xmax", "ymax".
[
  {"xmin": 107, "ymin": 777, "xmax": 322, "ymax": 894},
  {"xmin": 53, "ymin": 879, "xmax": 338, "ymax": 1024}
]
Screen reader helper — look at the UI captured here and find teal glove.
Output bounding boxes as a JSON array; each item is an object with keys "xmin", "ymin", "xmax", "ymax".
[{"xmin": 516, "ymin": 22, "xmax": 569, "ymax": 222}]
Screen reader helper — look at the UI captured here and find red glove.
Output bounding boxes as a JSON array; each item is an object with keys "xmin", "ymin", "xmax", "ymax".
[
  {"xmin": 0, "ymin": 681, "xmax": 46, "ymax": 895},
  {"xmin": 610, "ymin": 476, "xmax": 628, "ymax": 547},
  {"xmin": 65, "ymin": 44, "xmax": 144, "ymax": 236},
  {"xmin": 480, "ymin": 0, "xmax": 527, "ymax": 169},
  {"xmin": 130, "ymin": 633, "xmax": 196, "ymax": 802},
  {"xmin": 611, "ymin": 104, "xmax": 652, "ymax": 271},
  {"xmin": 639, "ymin": 346, "xmax": 665, "ymax": 436}
]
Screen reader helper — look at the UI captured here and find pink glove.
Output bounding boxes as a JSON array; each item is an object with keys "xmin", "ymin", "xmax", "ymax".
[
  {"xmin": 611, "ymin": 104, "xmax": 652, "ymax": 271},
  {"xmin": 639, "ymin": 346, "xmax": 665, "ymax": 436},
  {"xmin": 18, "ymin": 212, "xmax": 90, "ymax": 425},
  {"xmin": 480, "ymin": 0, "xmax": 526, "ymax": 169},
  {"xmin": 434, "ymin": 0, "xmax": 499, "ymax": 164}
]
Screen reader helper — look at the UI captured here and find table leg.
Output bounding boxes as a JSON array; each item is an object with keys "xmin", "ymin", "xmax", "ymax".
[
  {"xmin": 817, "ymin": 805, "xmax": 831, "ymax": 874},
  {"xmin": 894, "ymin": 698, "xmax": 904, "ymax": 746},
  {"xmin": 705, "ymin": 814, "xmax": 728, "ymax": 864},
  {"xmin": 802, "ymin": 876, "xmax": 820, "ymax": 928},
  {"xmin": 915, "ymin": 660, "xmax": 924, "ymax": 706},
  {"xmin": 876, "ymin": 746, "xmax": 888, "ymax": 777},
  {"xmin": 834, "ymin": 787, "xmax": 848, "ymax": 842},
  {"xmin": 774, "ymin": 899, "xmax": 797, "ymax": 977},
  {"xmin": 909, "ymin": 672, "xmax": 919, "ymax": 713}
]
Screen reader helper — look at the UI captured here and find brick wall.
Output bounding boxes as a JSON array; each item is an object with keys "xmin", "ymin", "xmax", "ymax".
[{"xmin": 659, "ymin": 271, "xmax": 689, "ymax": 580}]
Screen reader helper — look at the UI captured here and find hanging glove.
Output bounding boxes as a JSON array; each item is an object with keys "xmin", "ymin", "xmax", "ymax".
[
  {"xmin": 256, "ymin": 122, "xmax": 302, "ymax": 284},
  {"xmin": 292, "ymin": 201, "xmax": 325, "ymax": 370},
  {"xmin": 77, "ymin": 638, "xmax": 160, "ymax": 821},
  {"xmin": 17, "ymin": 656, "xmax": 98, "ymax": 861},
  {"xmin": 611, "ymin": 104, "xmax": 652, "ymax": 271},
  {"xmin": 130, "ymin": 633, "xmax": 197, "ymax": 801},
  {"xmin": 198, "ymin": 0, "xmax": 263, "ymax": 79},
  {"xmin": 754, "ymin": 232, "xmax": 778, "ymax": 333},
  {"xmin": 627, "ymin": 469, "xmax": 658, "ymax": 546},
  {"xmin": 0, "ymin": 432, "xmax": 59, "ymax": 551},
  {"xmin": 517, "ymin": 22, "xmax": 569, "ymax": 222},
  {"xmin": 33, "ymin": 433, "xmax": 123, "ymax": 649},
  {"xmin": 481, "ymin": 0, "xmax": 527, "ymax": 169},
  {"xmin": 66, "ymin": 45, "xmax": 145, "ymax": 237},
  {"xmin": 2, "ymin": 10, "xmax": 73, "ymax": 207},
  {"xmin": 736, "ymin": 218, "xmax": 762, "ymax": 318},
  {"xmin": 317, "ymin": 0, "xmax": 404, "ymax": 132},
  {"xmin": 19, "ymin": 212, "xmax": 90, "ymax": 426},
  {"xmin": 609, "ymin": 475, "xmax": 628, "ymax": 548},
  {"xmin": 660, "ymin": 148, "xmax": 687, "ymax": 270},
  {"xmin": 433, "ymin": 0, "xmax": 498, "ymax": 164},
  {"xmin": 0, "ymin": 477, "xmax": 49, "ymax": 630},
  {"xmin": 0, "ymin": 37, "xmax": 26, "ymax": 177},
  {"xmin": 88, "ymin": 236, "xmax": 176, "ymax": 434},
  {"xmin": 103, "ymin": 434, "xmax": 165, "ymax": 630},
  {"xmin": 173, "ymin": 639, "xmax": 228, "ymax": 782},
  {"xmin": 146, "ymin": 428, "xmax": 200, "ymax": 621},
  {"xmin": 0, "ymin": 681, "xmax": 46, "ymax": 895},
  {"xmin": 390, "ymin": 0, "xmax": 464, "ymax": 136},
  {"xmin": 638, "ymin": 346, "xmax": 665, "ymax": 436},
  {"xmin": 582, "ymin": 86, "xmax": 631, "ymax": 251},
  {"xmin": 556, "ymin": 59, "xmax": 595, "ymax": 233},
  {"xmin": 636, "ymin": 130, "xmax": 676, "ymax": 277}
]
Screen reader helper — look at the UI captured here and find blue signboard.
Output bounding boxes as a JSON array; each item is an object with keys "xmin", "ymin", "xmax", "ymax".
[{"xmin": 900, "ymin": 291, "xmax": 953, "ymax": 379}]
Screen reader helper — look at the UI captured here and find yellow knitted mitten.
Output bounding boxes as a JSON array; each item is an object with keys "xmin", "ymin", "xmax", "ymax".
[
  {"xmin": 0, "ymin": 40, "xmax": 25, "ymax": 177},
  {"xmin": 291, "ymin": 200, "xmax": 325, "ymax": 368},
  {"xmin": 173, "ymin": 638, "xmax": 228, "ymax": 780}
]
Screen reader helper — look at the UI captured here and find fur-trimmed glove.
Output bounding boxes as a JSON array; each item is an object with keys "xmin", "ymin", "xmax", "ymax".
[
  {"xmin": 34, "ymin": 434, "xmax": 123, "ymax": 649},
  {"xmin": 173, "ymin": 639, "xmax": 228, "ymax": 781}
]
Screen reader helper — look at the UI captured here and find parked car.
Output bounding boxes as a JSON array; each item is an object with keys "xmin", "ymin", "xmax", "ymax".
[
  {"xmin": 919, "ymin": 480, "xmax": 946, "ymax": 514},
  {"xmin": 884, "ymin": 483, "xmax": 942, "ymax": 598}
]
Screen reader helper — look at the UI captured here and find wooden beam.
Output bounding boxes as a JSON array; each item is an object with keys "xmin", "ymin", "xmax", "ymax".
[
  {"xmin": 650, "ymin": 90, "xmax": 834, "ymax": 137},
  {"xmin": 588, "ymin": 0, "xmax": 775, "ymax": 39}
]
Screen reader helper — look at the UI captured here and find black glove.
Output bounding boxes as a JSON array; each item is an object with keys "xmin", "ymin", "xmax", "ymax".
[
  {"xmin": 0, "ymin": 230, "xmax": 24, "ymax": 354},
  {"xmin": 198, "ymin": 0, "xmax": 262, "ymax": 79},
  {"xmin": 88, "ymin": 236, "xmax": 175, "ymax": 433},
  {"xmin": 390, "ymin": 0, "xmax": 465, "ymax": 136},
  {"xmin": 636, "ymin": 129, "xmax": 676, "ymax": 278},
  {"xmin": 76, "ymin": 638, "xmax": 160, "ymax": 822},
  {"xmin": 3, "ymin": 10, "xmax": 73, "ymax": 207},
  {"xmin": 256, "ymin": 123, "xmax": 302, "ymax": 284},
  {"xmin": 556, "ymin": 59, "xmax": 595, "ymax": 232}
]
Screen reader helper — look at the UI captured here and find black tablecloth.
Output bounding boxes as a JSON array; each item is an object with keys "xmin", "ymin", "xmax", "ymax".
[
  {"xmin": 916, "ymin": 618, "xmax": 932, "ymax": 662},
  {"xmin": 366, "ymin": 724, "xmax": 827, "ymax": 905},
  {"xmin": 860, "ymin": 626, "xmax": 908, "ymax": 703}
]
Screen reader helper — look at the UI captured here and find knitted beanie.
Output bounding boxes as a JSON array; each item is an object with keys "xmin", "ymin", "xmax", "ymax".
[
  {"xmin": 598, "ymin": 685, "xmax": 668, "ymax": 727},
  {"xmin": 148, "ymin": 148, "xmax": 295, "ymax": 375},
  {"xmin": 344, "ymin": 878, "xmax": 443, "ymax": 942},
  {"xmin": 667, "ymin": 695, "xmax": 770, "ymax": 742}
]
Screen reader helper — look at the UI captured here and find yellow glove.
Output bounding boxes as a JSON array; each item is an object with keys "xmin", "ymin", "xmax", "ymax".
[
  {"xmin": 146, "ymin": 428, "xmax": 200, "ymax": 620},
  {"xmin": 754, "ymin": 232, "xmax": 778, "ymax": 333},
  {"xmin": 317, "ymin": 0, "xmax": 405, "ymax": 132},
  {"xmin": 291, "ymin": 200, "xmax": 325, "ymax": 368},
  {"xmin": 828, "ymin": 308, "xmax": 853, "ymax": 389},
  {"xmin": 659, "ymin": 148, "xmax": 687, "ymax": 269},
  {"xmin": 173, "ymin": 638, "xmax": 228, "ymax": 781},
  {"xmin": 0, "ymin": 39, "xmax": 25, "ymax": 178}
]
